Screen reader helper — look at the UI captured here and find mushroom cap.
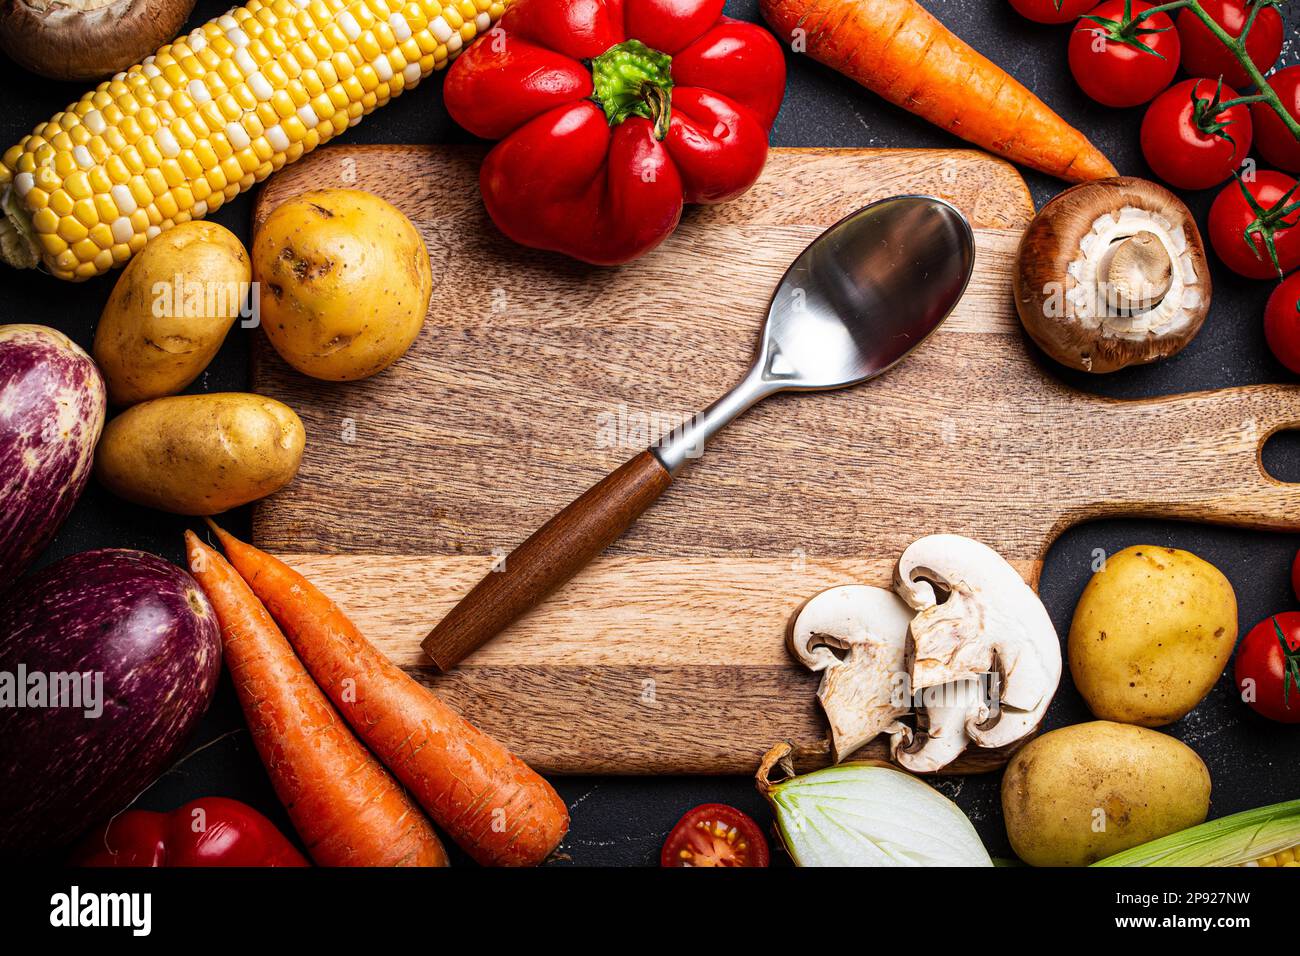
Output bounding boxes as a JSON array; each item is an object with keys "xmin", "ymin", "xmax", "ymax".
[
  {"xmin": 1013, "ymin": 177, "xmax": 1211, "ymax": 374},
  {"xmin": 788, "ymin": 585, "xmax": 913, "ymax": 763},
  {"xmin": 0, "ymin": 0, "xmax": 197, "ymax": 83},
  {"xmin": 894, "ymin": 534, "xmax": 1062, "ymax": 751}
]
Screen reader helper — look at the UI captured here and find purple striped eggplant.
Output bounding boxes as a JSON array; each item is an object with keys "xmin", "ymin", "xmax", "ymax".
[
  {"xmin": 0, "ymin": 549, "xmax": 221, "ymax": 854},
  {"xmin": 0, "ymin": 325, "xmax": 105, "ymax": 585}
]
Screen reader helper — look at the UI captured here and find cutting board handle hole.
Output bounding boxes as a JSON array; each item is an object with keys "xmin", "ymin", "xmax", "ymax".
[{"xmin": 1261, "ymin": 429, "xmax": 1300, "ymax": 484}]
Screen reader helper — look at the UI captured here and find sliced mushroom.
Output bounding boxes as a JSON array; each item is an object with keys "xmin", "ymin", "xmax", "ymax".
[
  {"xmin": 894, "ymin": 534, "xmax": 1061, "ymax": 758},
  {"xmin": 0, "ymin": 0, "xmax": 197, "ymax": 83},
  {"xmin": 1013, "ymin": 177, "xmax": 1211, "ymax": 373},
  {"xmin": 891, "ymin": 678, "xmax": 984, "ymax": 773},
  {"xmin": 788, "ymin": 585, "xmax": 913, "ymax": 763}
]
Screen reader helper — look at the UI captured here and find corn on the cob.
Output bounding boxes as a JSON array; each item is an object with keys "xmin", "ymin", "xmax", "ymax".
[
  {"xmin": 0, "ymin": 0, "xmax": 505, "ymax": 280},
  {"xmin": 1093, "ymin": 798, "xmax": 1300, "ymax": 867}
]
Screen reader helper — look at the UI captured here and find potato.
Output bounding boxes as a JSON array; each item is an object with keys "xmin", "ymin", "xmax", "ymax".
[
  {"xmin": 95, "ymin": 393, "xmax": 304, "ymax": 515},
  {"xmin": 1001, "ymin": 720, "xmax": 1210, "ymax": 867},
  {"xmin": 1069, "ymin": 545, "xmax": 1237, "ymax": 726},
  {"xmin": 94, "ymin": 221, "xmax": 250, "ymax": 406},
  {"xmin": 253, "ymin": 189, "xmax": 431, "ymax": 381}
]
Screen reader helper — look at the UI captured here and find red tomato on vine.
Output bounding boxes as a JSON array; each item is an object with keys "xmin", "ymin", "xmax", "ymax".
[
  {"xmin": 1264, "ymin": 273, "xmax": 1300, "ymax": 373},
  {"xmin": 1141, "ymin": 78, "xmax": 1252, "ymax": 190},
  {"xmin": 1253, "ymin": 66, "xmax": 1300, "ymax": 174},
  {"xmin": 1208, "ymin": 171, "xmax": 1300, "ymax": 279},
  {"xmin": 1235, "ymin": 612, "xmax": 1300, "ymax": 724},
  {"xmin": 1069, "ymin": 0, "xmax": 1181, "ymax": 108},
  {"xmin": 1176, "ymin": 0, "xmax": 1282, "ymax": 90}
]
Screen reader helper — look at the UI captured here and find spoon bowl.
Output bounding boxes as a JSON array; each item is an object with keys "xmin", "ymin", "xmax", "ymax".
[
  {"xmin": 653, "ymin": 195, "xmax": 976, "ymax": 473},
  {"xmin": 761, "ymin": 195, "xmax": 976, "ymax": 390}
]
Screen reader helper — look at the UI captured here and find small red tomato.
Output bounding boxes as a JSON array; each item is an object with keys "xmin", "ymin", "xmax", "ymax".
[
  {"xmin": 1141, "ymin": 78, "xmax": 1252, "ymax": 190},
  {"xmin": 1208, "ymin": 171, "xmax": 1300, "ymax": 279},
  {"xmin": 1235, "ymin": 612, "xmax": 1300, "ymax": 723},
  {"xmin": 661, "ymin": 803, "xmax": 770, "ymax": 867},
  {"xmin": 1265, "ymin": 272, "xmax": 1300, "ymax": 373},
  {"xmin": 1069, "ymin": 1, "xmax": 1181, "ymax": 108},
  {"xmin": 1176, "ymin": 0, "xmax": 1282, "ymax": 90},
  {"xmin": 1252, "ymin": 66, "xmax": 1300, "ymax": 174},
  {"xmin": 1009, "ymin": 0, "xmax": 1095, "ymax": 24},
  {"xmin": 1292, "ymin": 546, "xmax": 1300, "ymax": 600}
]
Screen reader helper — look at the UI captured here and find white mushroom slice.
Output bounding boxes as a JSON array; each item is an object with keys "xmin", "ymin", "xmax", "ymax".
[
  {"xmin": 894, "ymin": 534, "xmax": 1061, "ymax": 754},
  {"xmin": 892, "ymin": 678, "xmax": 984, "ymax": 773},
  {"xmin": 788, "ymin": 585, "xmax": 913, "ymax": 763}
]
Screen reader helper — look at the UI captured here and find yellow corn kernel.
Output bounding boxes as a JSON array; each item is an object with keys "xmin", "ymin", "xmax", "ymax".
[
  {"xmin": 1244, "ymin": 846, "xmax": 1297, "ymax": 867},
  {"xmin": 48, "ymin": 190, "xmax": 73, "ymax": 217}
]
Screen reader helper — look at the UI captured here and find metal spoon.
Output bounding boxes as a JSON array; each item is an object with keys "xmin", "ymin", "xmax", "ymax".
[{"xmin": 422, "ymin": 195, "xmax": 976, "ymax": 671}]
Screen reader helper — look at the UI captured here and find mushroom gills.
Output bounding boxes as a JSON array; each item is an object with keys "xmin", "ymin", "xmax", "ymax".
[
  {"xmin": 895, "ymin": 534, "xmax": 1062, "ymax": 765},
  {"xmin": 788, "ymin": 585, "xmax": 913, "ymax": 763},
  {"xmin": 0, "ymin": 0, "xmax": 200, "ymax": 83},
  {"xmin": 1067, "ymin": 207, "xmax": 1202, "ymax": 339},
  {"xmin": 892, "ymin": 678, "xmax": 986, "ymax": 773}
]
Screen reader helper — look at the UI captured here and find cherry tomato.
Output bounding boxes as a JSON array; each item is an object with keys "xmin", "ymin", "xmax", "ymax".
[
  {"xmin": 1176, "ymin": 0, "xmax": 1282, "ymax": 90},
  {"xmin": 660, "ymin": 803, "xmax": 769, "ymax": 867},
  {"xmin": 1292, "ymin": 546, "xmax": 1300, "ymax": 600},
  {"xmin": 1141, "ymin": 78, "xmax": 1252, "ymax": 190},
  {"xmin": 1208, "ymin": 171, "xmax": 1300, "ymax": 279},
  {"xmin": 1252, "ymin": 66, "xmax": 1300, "ymax": 174},
  {"xmin": 1235, "ymin": 612, "xmax": 1300, "ymax": 724},
  {"xmin": 1265, "ymin": 272, "xmax": 1300, "ymax": 373},
  {"xmin": 1069, "ymin": 1, "xmax": 1181, "ymax": 108},
  {"xmin": 1009, "ymin": 0, "xmax": 1095, "ymax": 24}
]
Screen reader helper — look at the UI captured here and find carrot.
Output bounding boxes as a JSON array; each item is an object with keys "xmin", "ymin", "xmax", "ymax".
[
  {"xmin": 760, "ymin": 0, "xmax": 1118, "ymax": 183},
  {"xmin": 205, "ymin": 522, "xmax": 570, "ymax": 867},
  {"xmin": 183, "ymin": 531, "xmax": 448, "ymax": 867}
]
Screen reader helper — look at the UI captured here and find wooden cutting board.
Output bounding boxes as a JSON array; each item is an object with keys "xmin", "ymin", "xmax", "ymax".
[{"xmin": 250, "ymin": 145, "xmax": 1300, "ymax": 775}]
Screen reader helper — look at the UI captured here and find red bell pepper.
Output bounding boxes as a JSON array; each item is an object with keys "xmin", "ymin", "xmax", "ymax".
[
  {"xmin": 71, "ymin": 797, "xmax": 307, "ymax": 867},
  {"xmin": 444, "ymin": 0, "xmax": 786, "ymax": 264}
]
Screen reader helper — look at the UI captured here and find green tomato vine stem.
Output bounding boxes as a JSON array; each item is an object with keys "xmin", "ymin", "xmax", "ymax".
[{"xmin": 1126, "ymin": 0, "xmax": 1300, "ymax": 144}]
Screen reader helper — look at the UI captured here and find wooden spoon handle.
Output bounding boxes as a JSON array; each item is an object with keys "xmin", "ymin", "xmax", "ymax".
[{"xmin": 421, "ymin": 450, "xmax": 673, "ymax": 671}]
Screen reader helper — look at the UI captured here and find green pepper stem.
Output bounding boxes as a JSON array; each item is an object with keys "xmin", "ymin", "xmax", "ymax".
[{"xmin": 590, "ymin": 40, "xmax": 674, "ymax": 140}]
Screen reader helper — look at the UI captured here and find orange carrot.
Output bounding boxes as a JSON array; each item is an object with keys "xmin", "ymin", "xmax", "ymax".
[
  {"xmin": 761, "ymin": 0, "xmax": 1118, "ymax": 183},
  {"xmin": 206, "ymin": 522, "xmax": 570, "ymax": 867},
  {"xmin": 183, "ymin": 531, "xmax": 448, "ymax": 867}
]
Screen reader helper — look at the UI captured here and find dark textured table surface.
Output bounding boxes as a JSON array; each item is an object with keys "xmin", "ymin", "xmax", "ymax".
[{"xmin": 3, "ymin": 0, "xmax": 1298, "ymax": 866}]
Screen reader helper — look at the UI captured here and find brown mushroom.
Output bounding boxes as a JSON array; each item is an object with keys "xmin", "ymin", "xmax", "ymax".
[
  {"xmin": 1013, "ymin": 177, "xmax": 1211, "ymax": 374},
  {"xmin": 0, "ymin": 0, "xmax": 196, "ymax": 83}
]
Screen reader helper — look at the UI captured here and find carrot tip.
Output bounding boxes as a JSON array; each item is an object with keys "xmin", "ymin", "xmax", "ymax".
[
  {"xmin": 204, "ymin": 517, "xmax": 238, "ymax": 552},
  {"xmin": 182, "ymin": 529, "xmax": 207, "ymax": 571}
]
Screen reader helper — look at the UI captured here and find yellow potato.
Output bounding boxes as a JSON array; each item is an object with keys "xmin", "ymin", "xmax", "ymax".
[
  {"xmin": 1001, "ymin": 720, "xmax": 1210, "ymax": 867},
  {"xmin": 95, "ymin": 393, "xmax": 304, "ymax": 515},
  {"xmin": 253, "ymin": 189, "xmax": 431, "ymax": 381},
  {"xmin": 1069, "ymin": 545, "xmax": 1237, "ymax": 726},
  {"xmin": 94, "ymin": 221, "xmax": 250, "ymax": 406}
]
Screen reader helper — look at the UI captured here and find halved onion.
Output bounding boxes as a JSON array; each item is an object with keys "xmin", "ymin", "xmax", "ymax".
[{"xmin": 756, "ymin": 743, "xmax": 992, "ymax": 867}]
